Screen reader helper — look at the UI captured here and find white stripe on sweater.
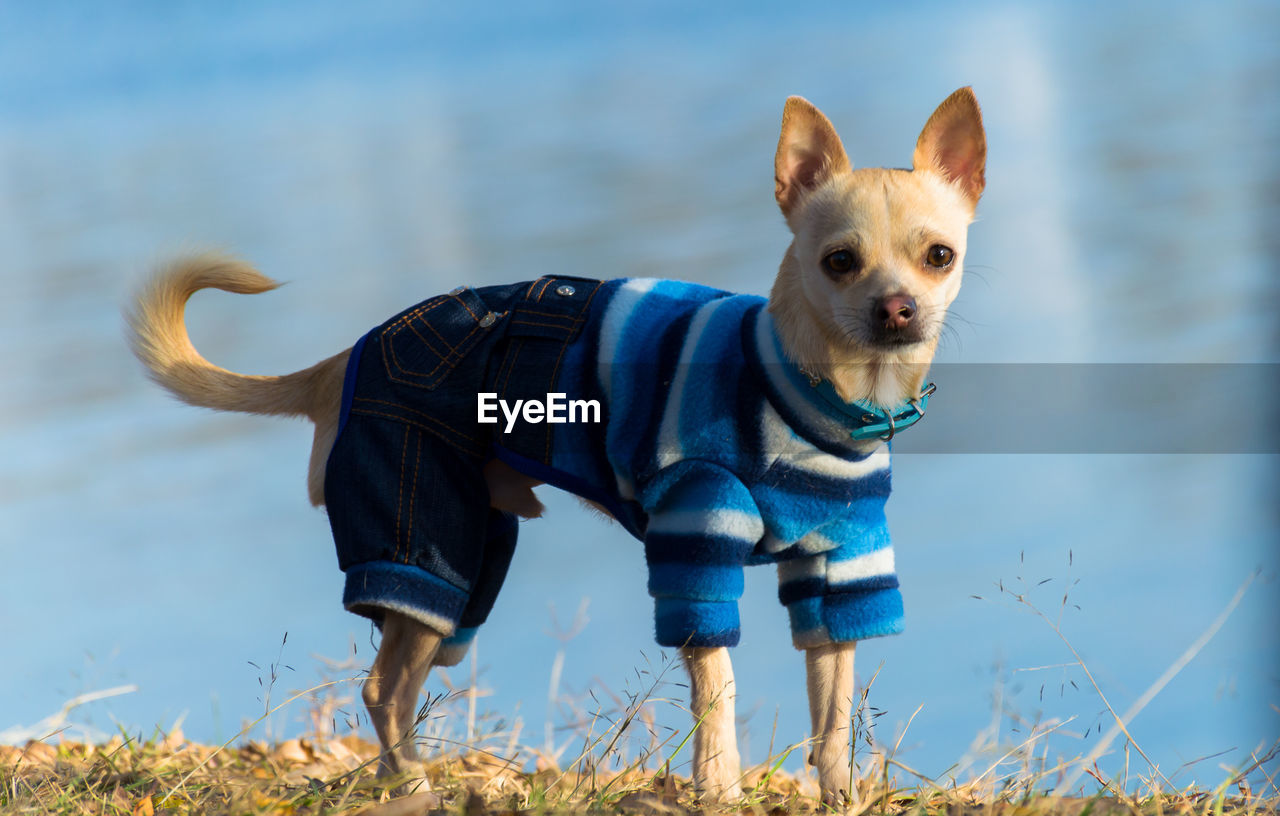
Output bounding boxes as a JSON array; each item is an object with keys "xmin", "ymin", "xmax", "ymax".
[
  {"xmin": 646, "ymin": 508, "xmax": 765, "ymax": 542},
  {"xmin": 655, "ymin": 297, "xmax": 732, "ymax": 468},
  {"xmin": 753, "ymin": 310, "xmax": 888, "ymax": 458},
  {"xmin": 827, "ymin": 548, "xmax": 896, "ymax": 585},
  {"xmin": 598, "ymin": 278, "xmax": 659, "ymax": 403},
  {"xmin": 598, "ymin": 278, "xmax": 659, "ymax": 499},
  {"xmin": 796, "ymin": 529, "xmax": 840, "ymax": 555},
  {"xmin": 753, "ymin": 310, "xmax": 842, "ymax": 440},
  {"xmin": 757, "ymin": 531, "xmax": 793, "ymax": 554},
  {"xmin": 776, "ymin": 546, "xmax": 895, "ymax": 589},
  {"xmin": 777, "ymin": 554, "xmax": 826, "ymax": 583},
  {"xmin": 760, "ymin": 402, "xmax": 891, "ymax": 480}
]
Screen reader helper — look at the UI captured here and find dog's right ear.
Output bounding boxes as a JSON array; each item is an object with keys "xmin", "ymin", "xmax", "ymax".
[
  {"xmin": 774, "ymin": 96, "xmax": 851, "ymax": 218},
  {"xmin": 913, "ymin": 87, "xmax": 986, "ymax": 208}
]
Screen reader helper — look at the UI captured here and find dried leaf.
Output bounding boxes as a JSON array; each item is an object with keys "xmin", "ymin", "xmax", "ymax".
[
  {"xmin": 353, "ymin": 791, "xmax": 444, "ymax": 816},
  {"xmin": 615, "ymin": 790, "xmax": 687, "ymax": 815},
  {"xmin": 275, "ymin": 738, "xmax": 312, "ymax": 764},
  {"xmin": 20, "ymin": 740, "xmax": 57, "ymax": 767}
]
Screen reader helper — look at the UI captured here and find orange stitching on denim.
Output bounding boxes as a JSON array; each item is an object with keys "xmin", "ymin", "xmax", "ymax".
[
  {"xmin": 543, "ymin": 332, "xmax": 575, "ymax": 461},
  {"xmin": 389, "ymin": 296, "xmax": 471, "ymax": 355},
  {"xmin": 524, "ymin": 279, "xmax": 541, "ymax": 299},
  {"xmin": 416, "ymin": 310, "xmax": 456, "ymax": 352},
  {"xmin": 541, "ymin": 281, "xmax": 601, "ymax": 460},
  {"xmin": 454, "ymin": 293, "xmax": 481, "ymax": 321},
  {"xmin": 494, "ymin": 341, "xmax": 516, "ymax": 399},
  {"xmin": 383, "ymin": 295, "xmax": 453, "ymax": 334},
  {"xmin": 580, "ymin": 280, "xmax": 603, "ymax": 311},
  {"xmin": 384, "ymin": 333, "xmax": 450, "ymax": 383},
  {"xmin": 351, "ymin": 397, "xmax": 482, "ymax": 446},
  {"xmin": 381, "ymin": 296, "xmax": 461, "ymax": 380},
  {"xmin": 379, "ymin": 295, "xmax": 470, "ymax": 377},
  {"xmin": 383, "ymin": 310, "xmax": 420, "ymax": 335},
  {"xmin": 352, "ymin": 396, "xmax": 477, "ymax": 437},
  {"xmin": 513, "ymin": 309, "xmax": 574, "ymax": 321},
  {"xmin": 510, "ymin": 317, "xmax": 576, "ymax": 332},
  {"xmin": 512, "ymin": 306, "xmax": 579, "ymax": 319},
  {"xmin": 405, "ymin": 430, "xmax": 422, "ymax": 563},
  {"xmin": 407, "ymin": 321, "xmax": 450, "ymax": 359},
  {"xmin": 383, "ymin": 319, "xmax": 483, "ymax": 385},
  {"xmin": 394, "ymin": 424, "xmax": 409, "ymax": 562},
  {"xmin": 499, "ymin": 338, "xmax": 522, "ymax": 398},
  {"xmin": 445, "ymin": 323, "xmax": 483, "ymax": 362},
  {"xmin": 349, "ymin": 407, "xmax": 485, "ymax": 456},
  {"xmin": 535, "ymin": 278, "xmax": 554, "ymax": 300}
]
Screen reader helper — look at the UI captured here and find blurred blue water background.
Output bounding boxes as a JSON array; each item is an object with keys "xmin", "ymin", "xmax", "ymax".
[{"xmin": 1, "ymin": 1, "xmax": 1276, "ymax": 789}]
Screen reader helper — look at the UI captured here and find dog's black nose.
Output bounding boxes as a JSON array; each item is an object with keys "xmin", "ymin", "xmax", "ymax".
[{"xmin": 875, "ymin": 295, "xmax": 916, "ymax": 330}]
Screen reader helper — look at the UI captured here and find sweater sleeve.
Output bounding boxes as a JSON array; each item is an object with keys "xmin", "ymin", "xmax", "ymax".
[
  {"xmin": 637, "ymin": 459, "xmax": 765, "ymax": 647},
  {"xmin": 776, "ymin": 516, "xmax": 904, "ymax": 649}
]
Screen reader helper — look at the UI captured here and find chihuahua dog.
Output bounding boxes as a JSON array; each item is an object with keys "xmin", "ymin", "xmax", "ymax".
[{"xmin": 129, "ymin": 88, "xmax": 984, "ymax": 805}]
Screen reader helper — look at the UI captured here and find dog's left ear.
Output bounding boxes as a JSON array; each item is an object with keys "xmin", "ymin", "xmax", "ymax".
[
  {"xmin": 775, "ymin": 96, "xmax": 851, "ymax": 218},
  {"xmin": 913, "ymin": 87, "xmax": 986, "ymax": 208}
]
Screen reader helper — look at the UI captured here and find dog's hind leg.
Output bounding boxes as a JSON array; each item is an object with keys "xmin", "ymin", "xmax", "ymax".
[
  {"xmin": 364, "ymin": 611, "xmax": 444, "ymax": 792},
  {"xmin": 681, "ymin": 646, "xmax": 743, "ymax": 802},
  {"xmin": 805, "ymin": 641, "xmax": 857, "ymax": 807}
]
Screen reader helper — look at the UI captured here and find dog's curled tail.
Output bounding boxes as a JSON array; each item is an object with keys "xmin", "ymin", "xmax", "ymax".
[{"xmin": 127, "ymin": 253, "xmax": 340, "ymax": 422}]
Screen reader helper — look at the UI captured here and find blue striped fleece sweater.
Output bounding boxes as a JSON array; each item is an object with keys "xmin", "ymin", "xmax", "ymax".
[{"xmin": 496, "ymin": 278, "xmax": 905, "ymax": 650}]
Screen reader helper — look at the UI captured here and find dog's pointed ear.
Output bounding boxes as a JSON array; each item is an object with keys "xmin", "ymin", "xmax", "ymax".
[
  {"xmin": 775, "ymin": 96, "xmax": 851, "ymax": 218},
  {"xmin": 913, "ymin": 87, "xmax": 986, "ymax": 208}
]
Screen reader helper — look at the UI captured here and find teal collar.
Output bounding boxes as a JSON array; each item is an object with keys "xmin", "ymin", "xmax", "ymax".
[{"xmin": 804, "ymin": 376, "xmax": 937, "ymax": 441}]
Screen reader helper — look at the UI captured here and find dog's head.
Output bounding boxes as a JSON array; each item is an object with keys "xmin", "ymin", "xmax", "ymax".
[{"xmin": 768, "ymin": 88, "xmax": 986, "ymax": 407}]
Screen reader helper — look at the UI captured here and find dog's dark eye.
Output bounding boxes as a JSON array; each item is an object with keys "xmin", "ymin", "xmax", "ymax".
[
  {"xmin": 925, "ymin": 245, "xmax": 954, "ymax": 268},
  {"xmin": 823, "ymin": 249, "xmax": 859, "ymax": 275}
]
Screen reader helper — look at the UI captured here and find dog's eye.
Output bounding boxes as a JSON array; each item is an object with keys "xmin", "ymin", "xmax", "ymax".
[
  {"xmin": 822, "ymin": 249, "xmax": 859, "ymax": 275},
  {"xmin": 925, "ymin": 245, "xmax": 954, "ymax": 268}
]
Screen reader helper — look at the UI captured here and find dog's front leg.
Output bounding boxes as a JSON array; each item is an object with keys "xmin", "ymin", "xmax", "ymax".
[
  {"xmin": 805, "ymin": 641, "xmax": 856, "ymax": 807},
  {"xmin": 364, "ymin": 611, "xmax": 444, "ymax": 792},
  {"xmin": 681, "ymin": 646, "xmax": 742, "ymax": 802}
]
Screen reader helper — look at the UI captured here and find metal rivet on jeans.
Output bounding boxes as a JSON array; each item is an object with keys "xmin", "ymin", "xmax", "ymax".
[
  {"xmin": 449, "ymin": 286, "xmax": 466, "ymax": 295},
  {"xmin": 479, "ymin": 312, "xmax": 497, "ymax": 328},
  {"xmin": 555, "ymin": 284, "xmax": 576, "ymax": 297}
]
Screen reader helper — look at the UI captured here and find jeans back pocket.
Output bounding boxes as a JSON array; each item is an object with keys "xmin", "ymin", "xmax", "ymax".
[{"xmin": 380, "ymin": 286, "xmax": 498, "ymax": 390}]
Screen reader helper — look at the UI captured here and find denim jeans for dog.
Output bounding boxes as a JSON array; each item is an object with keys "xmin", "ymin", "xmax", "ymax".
[{"xmin": 324, "ymin": 276, "xmax": 603, "ymax": 661}]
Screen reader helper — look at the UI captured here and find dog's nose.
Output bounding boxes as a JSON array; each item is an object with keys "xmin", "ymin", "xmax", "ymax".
[{"xmin": 875, "ymin": 295, "xmax": 916, "ymax": 330}]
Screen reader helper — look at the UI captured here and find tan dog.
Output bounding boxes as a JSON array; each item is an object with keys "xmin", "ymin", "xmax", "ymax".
[{"xmin": 128, "ymin": 88, "xmax": 984, "ymax": 805}]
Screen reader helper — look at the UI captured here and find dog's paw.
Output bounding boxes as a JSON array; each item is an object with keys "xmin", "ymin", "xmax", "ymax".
[
  {"xmin": 693, "ymin": 755, "xmax": 744, "ymax": 804},
  {"xmin": 376, "ymin": 757, "xmax": 433, "ymax": 798},
  {"xmin": 695, "ymin": 780, "xmax": 744, "ymax": 805},
  {"xmin": 372, "ymin": 790, "xmax": 445, "ymax": 815},
  {"xmin": 819, "ymin": 788, "xmax": 851, "ymax": 811},
  {"xmin": 811, "ymin": 754, "xmax": 855, "ymax": 810}
]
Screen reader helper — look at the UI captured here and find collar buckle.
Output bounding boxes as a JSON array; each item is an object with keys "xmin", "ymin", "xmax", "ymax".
[{"xmin": 848, "ymin": 381, "xmax": 936, "ymax": 442}]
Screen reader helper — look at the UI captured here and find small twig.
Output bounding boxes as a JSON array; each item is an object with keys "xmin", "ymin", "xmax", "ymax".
[
  {"xmin": 158, "ymin": 678, "xmax": 353, "ymax": 806},
  {"xmin": 890, "ymin": 703, "xmax": 924, "ymax": 759},
  {"xmin": 970, "ymin": 716, "xmax": 1078, "ymax": 787},
  {"xmin": 1057, "ymin": 570, "xmax": 1256, "ymax": 794}
]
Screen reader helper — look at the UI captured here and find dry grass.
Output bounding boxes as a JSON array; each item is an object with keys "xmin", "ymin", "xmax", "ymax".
[
  {"xmin": 5, "ymin": 572, "xmax": 1275, "ymax": 814},
  {"xmin": 3, "ymin": 728, "xmax": 1277, "ymax": 816},
  {"xmin": 4, "ymin": 644, "xmax": 1277, "ymax": 816}
]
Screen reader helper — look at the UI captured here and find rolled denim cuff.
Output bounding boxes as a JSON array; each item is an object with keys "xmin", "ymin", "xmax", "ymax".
[{"xmin": 342, "ymin": 561, "xmax": 465, "ymax": 637}]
